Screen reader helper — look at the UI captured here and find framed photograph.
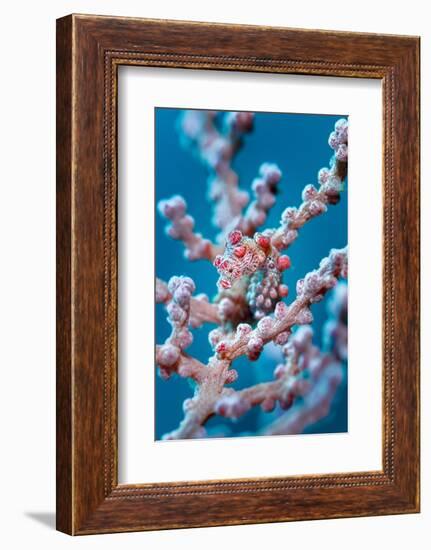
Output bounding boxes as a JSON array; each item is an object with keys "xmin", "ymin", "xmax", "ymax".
[{"xmin": 56, "ymin": 14, "xmax": 420, "ymax": 534}]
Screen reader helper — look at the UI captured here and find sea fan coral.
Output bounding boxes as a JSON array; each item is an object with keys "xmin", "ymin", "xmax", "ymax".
[{"xmin": 155, "ymin": 109, "xmax": 348, "ymax": 440}]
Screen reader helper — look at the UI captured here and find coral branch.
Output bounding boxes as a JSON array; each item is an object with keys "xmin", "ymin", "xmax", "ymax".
[
  {"xmin": 157, "ymin": 110, "xmax": 258, "ymax": 264},
  {"xmin": 272, "ymin": 118, "xmax": 348, "ymax": 251},
  {"xmin": 156, "ymin": 277, "xmax": 221, "ymax": 328},
  {"xmin": 160, "ymin": 249, "xmax": 347, "ymax": 439},
  {"xmin": 214, "ymin": 279, "xmax": 348, "ymax": 430},
  {"xmin": 215, "ymin": 326, "xmax": 317, "ymax": 418},
  {"xmin": 155, "ymin": 112, "xmax": 349, "ymax": 439},
  {"xmin": 179, "ymin": 110, "xmax": 254, "ymax": 236},
  {"xmin": 155, "ymin": 276, "xmax": 196, "ymax": 379},
  {"xmin": 211, "ymin": 118, "xmax": 348, "ymax": 318},
  {"xmin": 214, "ymin": 247, "xmax": 347, "ymax": 362},
  {"xmin": 263, "ymin": 282, "xmax": 347, "ymax": 435},
  {"xmin": 237, "ymin": 163, "xmax": 282, "ymax": 237},
  {"xmin": 157, "ymin": 196, "xmax": 222, "ymax": 261},
  {"xmin": 264, "ymin": 363, "xmax": 343, "ymax": 435},
  {"xmin": 163, "ymin": 358, "xmax": 233, "ymax": 440}
]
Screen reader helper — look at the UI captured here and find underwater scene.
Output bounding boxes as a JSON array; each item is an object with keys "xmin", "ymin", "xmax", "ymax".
[{"xmin": 155, "ymin": 107, "xmax": 348, "ymax": 440}]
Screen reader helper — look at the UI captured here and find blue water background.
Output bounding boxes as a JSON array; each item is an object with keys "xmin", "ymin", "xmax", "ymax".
[{"xmin": 155, "ymin": 108, "xmax": 348, "ymax": 440}]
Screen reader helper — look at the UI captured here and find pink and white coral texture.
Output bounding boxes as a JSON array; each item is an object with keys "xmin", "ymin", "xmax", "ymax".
[{"xmin": 155, "ymin": 108, "xmax": 348, "ymax": 440}]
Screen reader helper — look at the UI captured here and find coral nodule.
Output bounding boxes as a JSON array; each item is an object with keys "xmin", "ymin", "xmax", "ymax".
[{"xmin": 156, "ymin": 109, "xmax": 348, "ymax": 440}]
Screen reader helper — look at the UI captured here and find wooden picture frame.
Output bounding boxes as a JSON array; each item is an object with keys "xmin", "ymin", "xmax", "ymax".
[{"xmin": 56, "ymin": 14, "xmax": 420, "ymax": 535}]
